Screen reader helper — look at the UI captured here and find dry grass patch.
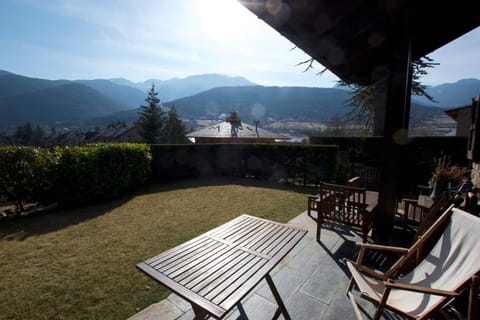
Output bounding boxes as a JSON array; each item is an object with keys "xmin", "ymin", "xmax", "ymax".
[{"xmin": 0, "ymin": 179, "xmax": 309, "ymax": 319}]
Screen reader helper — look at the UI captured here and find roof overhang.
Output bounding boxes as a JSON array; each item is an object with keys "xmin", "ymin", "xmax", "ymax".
[{"xmin": 239, "ymin": 0, "xmax": 479, "ymax": 85}]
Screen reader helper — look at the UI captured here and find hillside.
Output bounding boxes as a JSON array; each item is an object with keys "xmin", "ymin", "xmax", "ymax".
[
  {"xmin": 0, "ymin": 69, "xmax": 477, "ymax": 130},
  {"xmin": 0, "ymin": 71, "xmax": 258, "ymax": 127},
  {"xmin": 0, "ymin": 83, "xmax": 121, "ymax": 126},
  {"xmin": 99, "ymin": 86, "xmax": 446, "ymax": 126},
  {"xmin": 75, "ymin": 79, "xmax": 145, "ymax": 109},
  {"xmin": 0, "ymin": 73, "xmax": 69, "ymax": 97},
  {"xmin": 173, "ymin": 86, "xmax": 352, "ymax": 122},
  {"xmin": 0, "ymin": 71, "xmax": 144, "ymax": 126},
  {"xmin": 413, "ymin": 78, "xmax": 480, "ymax": 108}
]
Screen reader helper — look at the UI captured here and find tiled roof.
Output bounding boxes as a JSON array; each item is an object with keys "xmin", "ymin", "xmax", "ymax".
[
  {"xmin": 95, "ymin": 126, "xmax": 136, "ymax": 138},
  {"xmin": 186, "ymin": 121, "xmax": 288, "ymax": 140}
]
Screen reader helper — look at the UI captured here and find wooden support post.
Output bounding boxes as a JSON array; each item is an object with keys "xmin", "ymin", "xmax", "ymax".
[{"xmin": 373, "ymin": 38, "xmax": 412, "ymax": 244}]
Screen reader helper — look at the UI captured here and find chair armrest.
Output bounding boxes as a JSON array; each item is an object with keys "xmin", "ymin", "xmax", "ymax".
[
  {"xmin": 343, "ymin": 258, "xmax": 388, "ymax": 281},
  {"xmin": 355, "ymin": 242, "xmax": 409, "ymax": 253},
  {"xmin": 354, "ymin": 243, "xmax": 409, "ymax": 273},
  {"xmin": 404, "ymin": 198, "xmax": 431, "ymax": 210},
  {"xmin": 385, "ymin": 281, "xmax": 459, "ymax": 297}
]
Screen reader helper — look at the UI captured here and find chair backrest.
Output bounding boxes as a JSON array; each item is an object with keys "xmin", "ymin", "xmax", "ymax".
[
  {"xmin": 317, "ymin": 182, "xmax": 367, "ymax": 228},
  {"xmin": 395, "ymin": 192, "xmax": 453, "ymax": 276},
  {"xmin": 347, "ymin": 176, "xmax": 362, "ymax": 188},
  {"xmin": 392, "ymin": 208, "xmax": 480, "ymax": 318},
  {"xmin": 413, "ymin": 191, "xmax": 451, "ymax": 241}
]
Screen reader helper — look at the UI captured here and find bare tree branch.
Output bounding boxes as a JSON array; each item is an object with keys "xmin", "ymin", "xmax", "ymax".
[
  {"xmin": 295, "ymin": 58, "xmax": 315, "ymax": 72},
  {"xmin": 316, "ymin": 67, "xmax": 328, "ymax": 76}
]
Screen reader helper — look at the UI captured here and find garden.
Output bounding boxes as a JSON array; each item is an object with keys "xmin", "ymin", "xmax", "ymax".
[{"xmin": 0, "ymin": 177, "xmax": 308, "ymax": 319}]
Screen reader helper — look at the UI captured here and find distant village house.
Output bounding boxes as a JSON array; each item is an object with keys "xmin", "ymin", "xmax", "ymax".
[{"xmin": 186, "ymin": 112, "xmax": 289, "ymax": 144}]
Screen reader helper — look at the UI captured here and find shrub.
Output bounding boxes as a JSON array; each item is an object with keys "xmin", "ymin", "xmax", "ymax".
[
  {"xmin": 0, "ymin": 146, "xmax": 55, "ymax": 214},
  {"xmin": 52, "ymin": 143, "xmax": 151, "ymax": 205},
  {"xmin": 0, "ymin": 144, "xmax": 152, "ymax": 213}
]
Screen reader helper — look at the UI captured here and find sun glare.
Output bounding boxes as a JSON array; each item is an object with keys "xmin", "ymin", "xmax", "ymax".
[{"xmin": 197, "ymin": 0, "xmax": 250, "ymax": 42}]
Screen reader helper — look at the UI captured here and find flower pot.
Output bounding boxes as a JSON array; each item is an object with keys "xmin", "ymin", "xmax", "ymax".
[{"xmin": 430, "ymin": 181, "xmax": 448, "ymax": 201}]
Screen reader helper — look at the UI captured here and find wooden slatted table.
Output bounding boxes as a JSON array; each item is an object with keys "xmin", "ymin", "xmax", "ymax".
[{"xmin": 137, "ymin": 214, "xmax": 307, "ymax": 319}]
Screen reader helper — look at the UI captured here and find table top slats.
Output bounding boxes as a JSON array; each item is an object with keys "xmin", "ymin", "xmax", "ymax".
[
  {"xmin": 204, "ymin": 256, "xmax": 266, "ymax": 301},
  {"xmin": 146, "ymin": 236, "xmax": 214, "ymax": 267},
  {"xmin": 136, "ymin": 262, "xmax": 227, "ymax": 319},
  {"xmin": 251, "ymin": 226, "xmax": 292, "ymax": 255},
  {"xmin": 154, "ymin": 238, "xmax": 220, "ymax": 272},
  {"xmin": 137, "ymin": 214, "xmax": 307, "ymax": 319},
  {"xmin": 211, "ymin": 257, "xmax": 268, "ymax": 305},
  {"xmin": 261, "ymin": 228, "xmax": 298, "ymax": 257},
  {"xmin": 241, "ymin": 223, "xmax": 283, "ymax": 250},
  {"xmin": 181, "ymin": 250, "xmax": 250, "ymax": 289},
  {"xmin": 164, "ymin": 242, "xmax": 230, "ymax": 279},
  {"xmin": 218, "ymin": 229, "xmax": 306, "ymax": 311},
  {"xmin": 190, "ymin": 252, "xmax": 260, "ymax": 295},
  {"xmin": 171, "ymin": 242, "xmax": 241, "ymax": 282},
  {"xmin": 221, "ymin": 219, "xmax": 269, "ymax": 244},
  {"xmin": 209, "ymin": 215, "xmax": 252, "ymax": 239}
]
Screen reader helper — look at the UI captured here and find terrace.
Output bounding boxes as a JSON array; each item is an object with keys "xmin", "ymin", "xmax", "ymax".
[
  {"xmin": 2, "ymin": 174, "xmax": 476, "ymax": 319},
  {"xmin": 129, "ymin": 207, "xmax": 416, "ymax": 320},
  {"xmin": 1, "ymin": 1, "xmax": 478, "ymax": 319}
]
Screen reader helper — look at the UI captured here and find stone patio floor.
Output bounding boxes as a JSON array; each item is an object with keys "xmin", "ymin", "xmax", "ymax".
[{"xmin": 128, "ymin": 211, "xmax": 414, "ymax": 320}]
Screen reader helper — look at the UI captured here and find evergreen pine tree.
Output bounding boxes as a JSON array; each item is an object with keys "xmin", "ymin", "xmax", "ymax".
[
  {"xmin": 162, "ymin": 106, "xmax": 187, "ymax": 144},
  {"xmin": 14, "ymin": 122, "xmax": 35, "ymax": 145},
  {"xmin": 339, "ymin": 56, "xmax": 438, "ymax": 134},
  {"xmin": 14, "ymin": 125, "xmax": 25, "ymax": 145},
  {"xmin": 32, "ymin": 125, "xmax": 45, "ymax": 146},
  {"xmin": 137, "ymin": 84, "xmax": 164, "ymax": 144}
]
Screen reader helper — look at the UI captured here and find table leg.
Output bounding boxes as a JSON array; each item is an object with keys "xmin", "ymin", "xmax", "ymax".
[
  {"xmin": 192, "ymin": 304, "xmax": 209, "ymax": 319},
  {"xmin": 265, "ymin": 274, "xmax": 291, "ymax": 320}
]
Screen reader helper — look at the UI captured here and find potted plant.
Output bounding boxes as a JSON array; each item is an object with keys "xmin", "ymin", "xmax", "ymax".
[{"xmin": 430, "ymin": 154, "xmax": 470, "ymax": 201}]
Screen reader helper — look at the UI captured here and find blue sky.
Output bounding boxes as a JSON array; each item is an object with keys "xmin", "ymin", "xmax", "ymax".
[{"xmin": 1, "ymin": 0, "xmax": 479, "ymax": 88}]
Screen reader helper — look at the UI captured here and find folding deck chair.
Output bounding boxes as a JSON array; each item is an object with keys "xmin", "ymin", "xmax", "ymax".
[{"xmin": 345, "ymin": 205, "xmax": 480, "ymax": 320}]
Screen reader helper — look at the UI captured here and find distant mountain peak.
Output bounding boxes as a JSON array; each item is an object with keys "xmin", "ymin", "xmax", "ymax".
[
  {"xmin": 115, "ymin": 73, "xmax": 257, "ymax": 101},
  {"xmin": 413, "ymin": 78, "xmax": 480, "ymax": 108},
  {"xmin": 109, "ymin": 78, "xmax": 138, "ymax": 87}
]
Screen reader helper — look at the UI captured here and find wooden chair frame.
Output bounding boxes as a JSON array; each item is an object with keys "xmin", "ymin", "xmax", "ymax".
[
  {"xmin": 314, "ymin": 182, "xmax": 374, "ymax": 243},
  {"xmin": 345, "ymin": 204, "xmax": 480, "ymax": 320}
]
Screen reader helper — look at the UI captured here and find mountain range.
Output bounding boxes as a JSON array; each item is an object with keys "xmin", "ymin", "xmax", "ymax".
[
  {"xmin": 110, "ymin": 73, "xmax": 256, "ymax": 102},
  {"xmin": 413, "ymin": 78, "xmax": 480, "ymax": 107},
  {"xmin": 0, "ymin": 69, "xmax": 478, "ymax": 129}
]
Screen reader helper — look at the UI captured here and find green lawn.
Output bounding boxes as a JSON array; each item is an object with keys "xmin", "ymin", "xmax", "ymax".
[{"xmin": 0, "ymin": 179, "xmax": 309, "ymax": 319}]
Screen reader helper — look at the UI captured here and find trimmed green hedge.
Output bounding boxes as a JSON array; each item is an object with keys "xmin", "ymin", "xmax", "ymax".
[
  {"xmin": 150, "ymin": 144, "xmax": 338, "ymax": 185},
  {"xmin": 0, "ymin": 144, "xmax": 151, "ymax": 212},
  {"xmin": 309, "ymin": 136, "xmax": 469, "ymax": 192},
  {"xmin": 52, "ymin": 143, "xmax": 151, "ymax": 204}
]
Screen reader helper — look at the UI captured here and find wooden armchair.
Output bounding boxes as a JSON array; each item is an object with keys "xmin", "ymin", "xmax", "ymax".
[
  {"xmin": 315, "ymin": 182, "xmax": 376, "ymax": 243},
  {"xmin": 399, "ymin": 195, "xmax": 434, "ymax": 230},
  {"xmin": 307, "ymin": 176, "xmax": 362, "ymax": 219}
]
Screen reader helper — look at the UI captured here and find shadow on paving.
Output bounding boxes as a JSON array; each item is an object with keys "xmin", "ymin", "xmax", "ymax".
[{"xmin": 313, "ymin": 215, "xmax": 416, "ymax": 278}]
